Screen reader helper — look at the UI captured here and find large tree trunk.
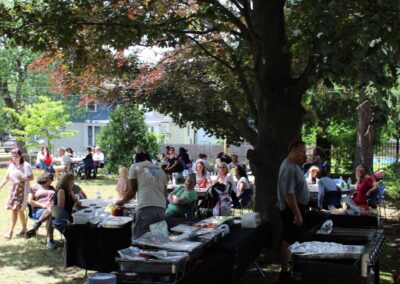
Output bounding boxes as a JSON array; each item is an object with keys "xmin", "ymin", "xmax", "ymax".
[
  {"xmin": 248, "ymin": 98, "xmax": 304, "ymax": 248},
  {"xmin": 316, "ymin": 129, "xmax": 331, "ymax": 171},
  {"xmin": 354, "ymin": 88, "xmax": 374, "ymax": 174},
  {"xmin": 247, "ymin": 1, "xmax": 307, "ymax": 248}
]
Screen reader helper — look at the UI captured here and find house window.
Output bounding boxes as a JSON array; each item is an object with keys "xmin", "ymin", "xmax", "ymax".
[
  {"xmin": 87, "ymin": 125, "xmax": 102, "ymax": 146},
  {"xmin": 88, "ymin": 126, "xmax": 93, "ymax": 146},
  {"xmin": 187, "ymin": 125, "xmax": 190, "ymax": 136},
  {"xmin": 87, "ymin": 101, "xmax": 97, "ymax": 112}
]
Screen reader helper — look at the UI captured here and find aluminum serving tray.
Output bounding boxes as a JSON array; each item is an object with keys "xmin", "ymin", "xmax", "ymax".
[{"xmin": 116, "ymin": 258, "xmax": 187, "ymax": 275}]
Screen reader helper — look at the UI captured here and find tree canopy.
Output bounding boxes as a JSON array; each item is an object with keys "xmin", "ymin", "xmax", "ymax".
[
  {"xmin": 5, "ymin": 95, "xmax": 76, "ymax": 151},
  {"xmin": 2, "ymin": 1, "xmax": 400, "ymax": 241}
]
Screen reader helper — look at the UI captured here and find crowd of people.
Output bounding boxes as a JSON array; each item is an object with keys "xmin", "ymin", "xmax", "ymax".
[
  {"xmin": 35, "ymin": 145, "xmax": 105, "ymax": 179},
  {"xmin": 276, "ymin": 140, "xmax": 382, "ymax": 283}
]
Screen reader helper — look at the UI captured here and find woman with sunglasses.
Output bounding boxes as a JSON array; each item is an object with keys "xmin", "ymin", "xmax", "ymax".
[
  {"xmin": 0, "ymin": 148, "xmax": 33, "ymax": 239},
  {"xmin": 214, "ymin": 162, "xmax": 236, "ymax": 193}
]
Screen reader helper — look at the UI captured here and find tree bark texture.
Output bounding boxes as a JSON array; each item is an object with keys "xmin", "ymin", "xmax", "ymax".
[{"xmin": 354, "ymin": 88, "xmax": 374, "ymax": 174}]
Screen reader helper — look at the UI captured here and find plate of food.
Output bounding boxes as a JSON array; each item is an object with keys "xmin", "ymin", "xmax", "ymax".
[{"xmin": 100, "ymin": 216, "xmax": 132, "ymax": 228}]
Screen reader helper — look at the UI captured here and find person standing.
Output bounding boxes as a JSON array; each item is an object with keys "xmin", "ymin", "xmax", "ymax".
[
  {"xmin": 0, "ymin": 148, "xmax": 33, "ymax": 239},
  {"xmin": 116, "ymin": 151, "xmax": 167, "ymax": 241},
  {"xmin": 276, "ymin": 140, "xmax": 310, "ymax": 283}
]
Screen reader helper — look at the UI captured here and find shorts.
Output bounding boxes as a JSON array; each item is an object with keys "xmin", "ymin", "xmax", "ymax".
[
  {"xmin": 132, "ymin": 206, "xmax": 165, "ymax": 241},
  {"xmin": 280, "ymin": 204, "xmax": 309, "ymax": 244},
  {"xmin": 32, "ymin": 208, "xmax": 46, "ymax": 220}
]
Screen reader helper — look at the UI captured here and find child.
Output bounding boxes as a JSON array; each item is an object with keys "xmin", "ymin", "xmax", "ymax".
[{"xmin": 116, "ymin": 167, "xmax": 128, "ymax": 198}]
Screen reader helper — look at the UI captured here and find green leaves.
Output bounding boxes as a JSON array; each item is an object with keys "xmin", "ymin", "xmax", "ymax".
[{"xmin": 4, "ymin": 96, "xmax": 77, "ymax": 151}]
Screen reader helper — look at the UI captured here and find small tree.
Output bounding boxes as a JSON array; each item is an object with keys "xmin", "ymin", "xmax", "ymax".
[
  {"xmin": 4, "ymin": 96, "xmax": 76, "ymax": 151},
  {"xmin": 96, "ymin": 104, "xmax": 161, "ymax": 173}
]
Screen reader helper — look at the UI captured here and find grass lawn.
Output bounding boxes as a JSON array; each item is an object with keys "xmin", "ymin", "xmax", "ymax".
[{"xmin": 0, "ymin": 167, "xmax": 398, "ymax": 283}]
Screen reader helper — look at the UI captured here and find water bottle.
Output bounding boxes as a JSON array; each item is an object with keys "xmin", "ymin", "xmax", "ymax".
[
  {"xmin": 347, "ymin": 177, "xmax": 352, "ymax": 189},
  {"xmin": 339, "ymin": 176, "xmax": 345, "ymax": 188}
]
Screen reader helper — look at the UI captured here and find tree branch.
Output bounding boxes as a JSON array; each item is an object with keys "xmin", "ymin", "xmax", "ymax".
[
  {"xmin": 293, "ymin": 55, "xmax": 316, "ymax": 96},
  {"xmin": 185, "ymin": 36, "xmax": 235, "ymax": 71},
  {"xmin": 198, "ymin": 0, "xmax": 251, "ymax": 41}
]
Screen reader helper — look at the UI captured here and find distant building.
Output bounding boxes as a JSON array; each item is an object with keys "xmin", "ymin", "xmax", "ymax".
[{"xmin": 52, "ymin": 102, "xmax": 218, "ymax": 154}]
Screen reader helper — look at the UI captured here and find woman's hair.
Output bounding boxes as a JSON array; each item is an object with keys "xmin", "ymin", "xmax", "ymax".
[
  {"xmin": 356, "ymin": 164, "xmax": 372, "ymax": 181},
  {"xmin": 119, "ymin": 166, "xmax": 128, "ymax": 177},
  {"xmin": 236, "ymin": 164, "xmax": 248, "ymax": 179},
  {"xmin": 56, "ymin": 173, "xmax": 75, "ymax": 193},
  {"xmin": 40, "ymin": 146, "xmax": 50, "ymax": 157},
  {"xmin": 306, "ymin": 166, "xmax": 320, "ymax": 183},
  {"xmin": 66, "ymin": 147, "xmax": 74, "ymax": 154},
  {"xmin": 195, "ymin": 161, "xmax": 206, "ymax": 176},
  {"xmin": 219, "ymin": 162, "xmax": 228, "ymax": 172},
  {"xmin": 86, "ymin": 147, "xmax": 92, "ymax": 152},
  {"xmin": 11, "ymin": 148, "xmax": 24, "ymax": 164},
  {"xmin": 37, "ymin": 172, "xmax": 54, "ymax": 185}
]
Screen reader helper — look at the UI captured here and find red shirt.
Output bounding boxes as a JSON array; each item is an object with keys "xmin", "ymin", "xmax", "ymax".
[{"xmin": 353, "ymin": 176, "xmax": 375, "ymax": 206}]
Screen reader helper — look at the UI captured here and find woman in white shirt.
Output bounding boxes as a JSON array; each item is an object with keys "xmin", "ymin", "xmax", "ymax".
[
  {"xmin": 235, "ymin": 165, "xmax": 253, "ymax": 207},
  {"xmin": 214, "ymin": 162, "xmax": 235, "ymax": 193}
]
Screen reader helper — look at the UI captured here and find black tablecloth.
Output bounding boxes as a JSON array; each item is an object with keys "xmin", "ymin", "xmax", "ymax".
[
  {"xmin": 65, "ymin": 220, "xmax": 271, "ymax": 281},
  {"xmin": 65, "ymin": 222, "xmax": 132, "ymax": 272},
  {"xmin": 180, "ymin": 222, "xmax": 270, "ymax": 283}
]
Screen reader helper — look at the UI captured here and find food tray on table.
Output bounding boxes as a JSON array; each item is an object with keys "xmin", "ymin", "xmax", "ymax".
[
  {"xmin": 192, "ymin": 216, "xmax": 234, "ymax": 228},
  {"xmin": 133, "ymin": 232, "xmax": 203, "ymax": 252},
  {"xmin": 289, "ymin": 241, "xmax": 365, "ymax": 260},
  {"xmin": 100, "ymin": 216, "xmax": 132, "ymax": 228},
  {"xmin": 116, "ymin": 246, "xmax": 189, "ymax": 274}
]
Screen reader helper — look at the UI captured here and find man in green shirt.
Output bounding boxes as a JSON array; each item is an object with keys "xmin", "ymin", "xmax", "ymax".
[{"xmin": 166, "ymin": 174, "xmax": 197, "ymax": 217}]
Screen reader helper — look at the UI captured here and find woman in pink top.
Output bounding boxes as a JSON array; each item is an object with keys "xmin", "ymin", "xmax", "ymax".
[{"xmin": 353, "ymin": 165, "xmax": 379, "ymax": 206}]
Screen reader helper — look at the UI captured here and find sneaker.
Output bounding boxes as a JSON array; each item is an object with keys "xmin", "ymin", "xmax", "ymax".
[
  {"xmin": 25, "ymin": 229, "xmax": 37, "ymax": 239},
  {"xmin": 46, "ymin": 240, "xmax": 57, "ymax": 249}
]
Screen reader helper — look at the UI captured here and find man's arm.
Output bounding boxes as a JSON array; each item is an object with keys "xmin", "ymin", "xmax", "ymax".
[
  {"xmin": 116, "ymin": 179, "xmax": 137, "ymax": 206},
  {"xmin": 284, "ymin": 192, "xmax": 303, "ymax": 225}
]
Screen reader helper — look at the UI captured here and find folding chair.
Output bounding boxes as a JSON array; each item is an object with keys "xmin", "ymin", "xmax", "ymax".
[
  {"xmin": 377, "ymin": 182, "xmax": 387, "ymax": 218},
  {"xmin": 43, "ymin": 205, "xmax": 70, "ymax": 256}
]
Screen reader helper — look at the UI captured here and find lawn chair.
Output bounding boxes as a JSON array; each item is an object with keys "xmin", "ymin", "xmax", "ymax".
[
  {"xmin": 376, "ymin": 182, "xmax": 387, "ymax": 218},
  {"xmin": 43, "ymin": 205, "xmax": 70, "ymax": 257}
]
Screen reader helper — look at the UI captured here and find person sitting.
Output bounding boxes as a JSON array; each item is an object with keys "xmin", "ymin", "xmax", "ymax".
[
  {"xmin": 194, "ymin": 161, "xmax": 211, "ymax": 188},
  {"xmin": 178, "ymin": 147, "xmax": 192, "ymax": 170},
  {"xmin": 306, "ymin": 165, "xmax": 320, "ymax": 184},
  {"xmin": 77, "ymin": 147, "xmax": 94, "ymax": 179},
  {"xmin": 228, "ymin": 153, "xmax": 241, "ymax": 170},
  {"xmin": 353, "ymin": 165, "xmax": 379, "ymax": 208},
  {"xmin": 36, "ymin": 146, "xmax": 55, "ymax": 173},
  {"xmin": 166, "ymin": 174, "xmax": 197, "ymax": 217},
  {"xmin": 192, "ymin": 153, "xmax": 213, "ymax": 173},
  {"xmin": 116, "ymin": 166, "xmax": 129, "ymax": 199},
  {"xmin": 214, "ymin": 152, "xmax": 232, "ymax": 172},
  {"xmin": 317, "ymin": 169, "xmax": 342, "ymax": 210},
  {"xmin": 25, "ymin": 172, "xmax": 56, "ymax": 248},
  {"xmin": 52, "ymin": 173, "xmax": 80, "ymax": 235},
  {"xmin": 92, "ymin": 147, "xmax": 105, "ymax": 178},
  {"xmin": 214, "ymin": 162, "xmax": 236, "ymax": 193},
  {"xmin": 53, "ymin": 147, "xmax": 70, "ymax": 177},
  {"xmin": 164, "ymin": 147, "xmax": 182, "ymax": 177},
  {"xmin": 71, "ymin": 177, "xmax": 88, "ymax": 200},
  {"xmin": 235, "ymin": 165, "xmax": 253, "ymax": 207},
  {"xmin": 303, "ymin": 147, "xmax": 323, "ymax": 173}
]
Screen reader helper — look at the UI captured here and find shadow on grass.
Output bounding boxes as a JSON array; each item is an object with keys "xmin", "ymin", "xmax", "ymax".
[{"xmin": 0, "ymin": 235, "xmax": 86, "ymax": 284}]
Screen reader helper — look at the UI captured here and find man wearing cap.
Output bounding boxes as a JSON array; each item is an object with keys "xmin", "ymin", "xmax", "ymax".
[
  {"xmin": 26, "ymin": 172, "xmax": 57, "ymax": 248},
  {"xmin": 116, "ymin": 151, "xmax": 167, "ymax": 241}
]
